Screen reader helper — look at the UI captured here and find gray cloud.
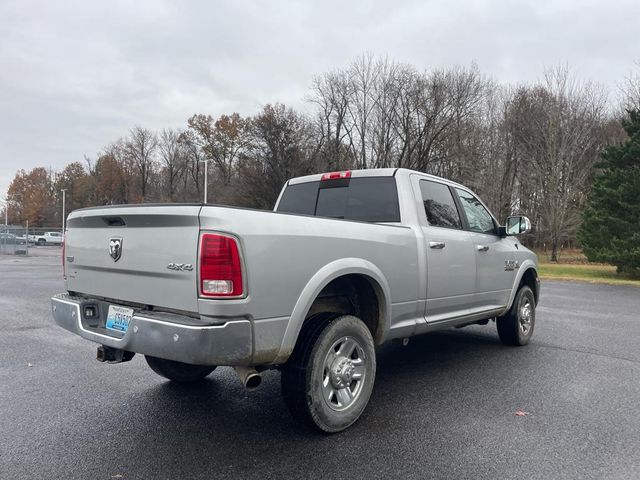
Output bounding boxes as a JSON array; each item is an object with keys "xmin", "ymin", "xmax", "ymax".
[{"xmin": 1, "ymin": 0, "xmax": 639, "ymax": 195}]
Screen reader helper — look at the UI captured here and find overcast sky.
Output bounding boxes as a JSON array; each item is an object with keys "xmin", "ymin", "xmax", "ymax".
[{"xmin": 1, "ymin": 0, "xmax": 639, "ymax": 197}]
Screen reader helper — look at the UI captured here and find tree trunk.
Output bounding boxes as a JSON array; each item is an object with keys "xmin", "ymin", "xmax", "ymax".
[{"xmin": 550, "ymin": 238, "xmax": 559, "ymax": 263}]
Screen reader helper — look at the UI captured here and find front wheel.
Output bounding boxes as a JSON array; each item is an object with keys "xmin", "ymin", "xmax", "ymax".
[
  {"xmin": 145, "ymin": 355, "xmax": 216, "ymax": 383},
  {"xmin": 497, "ymin": 285, "xmax": 536, "ymax": 346},
  {"xmin": 281, "ymin": 314, "xmax": 376, "ymax": 433}
]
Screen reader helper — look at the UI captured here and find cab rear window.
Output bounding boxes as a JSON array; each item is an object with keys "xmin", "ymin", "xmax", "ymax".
[{"xmin": 277, "ymin": 177, "xmax": 400, "ymax": 223}]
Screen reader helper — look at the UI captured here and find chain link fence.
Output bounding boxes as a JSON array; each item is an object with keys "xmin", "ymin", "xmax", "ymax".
[{"xmin": 0, "ymin": 225, "xmax": 63, "ymax": 255}]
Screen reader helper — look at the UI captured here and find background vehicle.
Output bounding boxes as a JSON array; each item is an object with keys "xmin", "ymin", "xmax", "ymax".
[
  {"xmin": 0, "ymin": 231, "xmax": 27, "ymax": 254},
  {"xmin": 51, "ymin": 168, "xmax": 539, "ymax": 432},
  {"xmin": 0, "ymin": 232, "xmax": 18, "ymax": 242},
  {"xmin": 35, "ymin": 231, "xmax": 63, "ymax": 245}
]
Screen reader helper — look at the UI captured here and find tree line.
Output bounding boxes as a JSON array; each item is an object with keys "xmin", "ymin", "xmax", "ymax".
[{"xmin": 4, "ymin": 55, "xmax": 639, "ymax": 261}]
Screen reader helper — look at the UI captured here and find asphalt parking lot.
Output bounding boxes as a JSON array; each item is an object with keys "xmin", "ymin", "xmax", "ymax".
[{"xmin": 1, "ymin": 249, "xmax": 639, "ymax": 480}]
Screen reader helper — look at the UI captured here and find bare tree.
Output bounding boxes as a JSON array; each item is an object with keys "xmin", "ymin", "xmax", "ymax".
[
  {"xmin": 310, "ymin": 58, "xmax": 488, "ymax": 174},
  {"xmin": 124, "ymin": 127, "xmax": 158, "ymax": 201},
  {"xmin": 509, "ymin": 66, "xmax": 607, "ymax": 260},
  {"xmin": 621, "ymin": 60, "xmax": 640, "ymax": 110},
  {"xmin": 310, "ymin": 69, "xmax": 357, "ymax": 170},
  {"xmin": 158, "ymin": 129, "xmax": 186, "ymax": 201}
]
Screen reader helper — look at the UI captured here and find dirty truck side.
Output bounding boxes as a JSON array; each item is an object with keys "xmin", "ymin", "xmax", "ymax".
[{"xmin": 51, "ymin": 168, "xmax": 539, "ymax": 432}]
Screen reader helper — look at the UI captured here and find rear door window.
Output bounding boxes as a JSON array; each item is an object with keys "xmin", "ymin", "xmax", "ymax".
[{"xmin": 419, "ymin": 180, "xmax": 462, "ymax": 229}]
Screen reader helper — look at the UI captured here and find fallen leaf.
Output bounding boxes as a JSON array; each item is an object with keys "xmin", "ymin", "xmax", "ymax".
[
  {"xmin": 27, "ymin": 362, "xmax": 33, "ymax": 367},
  {"xmin": 111, "ymin": 475, "xmax": 123, "ymax": 479},
  {"xmin": 514, "ymin": 410, "xmax": 529, "ymax": 417}
]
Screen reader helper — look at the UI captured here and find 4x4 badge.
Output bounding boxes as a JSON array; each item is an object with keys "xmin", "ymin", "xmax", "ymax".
[
  {"xmin": 109, "ymin": 237, "xmax": 123, "ymax": 262},
  {"xmin": 504, "ymin": 259, "xmax": 520, "ymax": 271},
  {"xmin": 167, "ymin": 263, "xmax": 193, "ymax": 271}
]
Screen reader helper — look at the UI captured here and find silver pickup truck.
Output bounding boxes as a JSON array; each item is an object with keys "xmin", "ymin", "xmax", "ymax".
[{"xmin": 51, "ymin": 168, "xmax": 539, "ymax": 432}]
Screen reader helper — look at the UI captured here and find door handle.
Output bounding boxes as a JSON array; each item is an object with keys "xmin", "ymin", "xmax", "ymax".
[
  {"xmin": 476, "ymin": 245, "xmax": 490, "ymax": 252},
  {"xmin": 429, "ymin": 241, "xmax": 446, "ymax": 249}
]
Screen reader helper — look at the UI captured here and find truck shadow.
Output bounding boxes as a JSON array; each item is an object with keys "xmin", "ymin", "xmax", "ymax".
[
  {"xmin": 148, "ymin": 327, "xmax": 511, "ymax": 427},
  {"xmin": 84, "ymin": 327, "xmax": 536, "ymax": 478}
]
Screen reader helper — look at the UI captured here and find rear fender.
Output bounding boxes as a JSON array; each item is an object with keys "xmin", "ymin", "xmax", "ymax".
[{"xmin": 273, "ymin": 258, "xmax": 392, "ymax": 364}]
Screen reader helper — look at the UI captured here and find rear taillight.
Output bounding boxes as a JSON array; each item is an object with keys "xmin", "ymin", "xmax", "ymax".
[
  {"xmin": 321, "ymin": 171, "xmax": 351, "ymax": 181},
  {"xmin": 199, "ymin": 233, "xmax": 244, "ymax": 297},
  {"xmin": 62, "ymin": 234, "xmax": 66, "ymax": 280}
]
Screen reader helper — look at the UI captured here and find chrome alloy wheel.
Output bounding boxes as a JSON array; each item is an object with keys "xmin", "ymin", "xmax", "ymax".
[
  {"xmin": 322, "ymin": 336, "xmax": 367, "ymax": 412},
  {"xmin": 519, "ymin": 297, "xmax": 533, "ymax": 335}
]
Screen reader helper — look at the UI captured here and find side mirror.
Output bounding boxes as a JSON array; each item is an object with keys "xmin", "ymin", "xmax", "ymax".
[{"xmin": 504, "ymin": 215, "xmax": 532, "ymax": 236}]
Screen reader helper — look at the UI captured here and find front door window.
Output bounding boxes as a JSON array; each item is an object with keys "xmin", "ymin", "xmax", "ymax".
[{"xmin": 454, "ymin": 188, "xmax": 496, "ymax": 235}]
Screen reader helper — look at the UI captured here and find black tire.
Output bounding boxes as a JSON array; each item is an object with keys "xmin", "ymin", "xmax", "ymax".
[
  {"xmin": 37, "ymin": 239, "xmax": 45, "ymax": 246},
  {"xmin": 145, "ymin": 355, "xmax": 216, "ymax": 383},
  {"xmin": 497, "ymin": 285, "xmax": 536, "ymax": 346},
  {"xmin": 281, "ymin": 314, "xmax": 376, "ymax": 433}
]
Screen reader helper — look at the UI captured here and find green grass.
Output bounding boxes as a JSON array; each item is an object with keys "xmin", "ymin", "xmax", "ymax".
[{"xmin": 538, "ymin": 262, "xmax": 640, "ymax": 286}]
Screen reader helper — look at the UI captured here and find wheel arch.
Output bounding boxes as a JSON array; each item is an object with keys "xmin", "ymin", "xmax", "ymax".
[
  {"xmin": 502, "ymin": 261, "xmax": 539, "ymax": 314},
  {"xmin": 273, "ymin": 258, "xmax": 392, "ymax": 364}
]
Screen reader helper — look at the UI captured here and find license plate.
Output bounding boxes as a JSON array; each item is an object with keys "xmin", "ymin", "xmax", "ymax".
[{"xmin": 105, "ymin": 305, "xmax": 134, "ymax": 333}]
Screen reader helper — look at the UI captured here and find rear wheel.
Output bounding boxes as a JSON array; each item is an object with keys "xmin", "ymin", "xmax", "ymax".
[
  {"xmin": 497, "ymin": 285, "xmax": 536, "ymax": 346},
  {"xmin": 145, "ymin": 355, "xmax": 216, "ymax": 383},
  {"xmin": 281, "ymin": 314, "xmax": 376, "ymax": 433}
]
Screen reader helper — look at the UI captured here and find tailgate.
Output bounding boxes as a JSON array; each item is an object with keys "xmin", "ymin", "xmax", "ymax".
[{"xmin": 64, "ymin": 205, "xmax": 202, "ymax": 313}]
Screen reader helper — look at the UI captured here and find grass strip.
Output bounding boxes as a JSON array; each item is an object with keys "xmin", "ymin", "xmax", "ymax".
[{"xmin": 538, "ymin": 263, "xmax": 640, "ymax": 286}]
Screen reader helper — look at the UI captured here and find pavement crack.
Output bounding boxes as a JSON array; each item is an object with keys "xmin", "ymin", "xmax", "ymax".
[{"xmin": 536, "ymin": 342, "xmax": 640, "ymax": 365}]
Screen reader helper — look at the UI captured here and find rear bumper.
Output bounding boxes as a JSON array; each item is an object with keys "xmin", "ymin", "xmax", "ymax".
[{"xmin": 51, "ymin": 294, "xmax": 253, "ymax": 366}]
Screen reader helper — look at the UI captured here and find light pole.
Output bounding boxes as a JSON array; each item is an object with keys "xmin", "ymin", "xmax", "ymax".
[
  {"xmin": 4, "ymin": 193, "xmax": 24, "ymax": 227},
  {"xmin": 199, "ymin": 159, "xmax": 210, "ymax": 203},
  {"xmin": 61, "ymin": 189, "xmax": 67, "ymax": 233}
]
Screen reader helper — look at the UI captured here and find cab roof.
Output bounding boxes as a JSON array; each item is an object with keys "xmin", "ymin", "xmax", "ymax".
[{"xmin": 287, "ymin": 167, "xmax": 467, "ymax": 190}]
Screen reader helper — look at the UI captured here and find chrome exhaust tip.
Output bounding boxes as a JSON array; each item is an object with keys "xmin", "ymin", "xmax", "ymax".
[{"xmin": 233, "ymin": 366, "xmax": 262, "ymax": 390}]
